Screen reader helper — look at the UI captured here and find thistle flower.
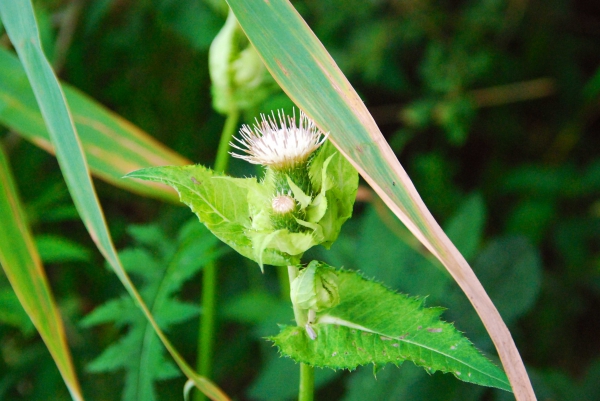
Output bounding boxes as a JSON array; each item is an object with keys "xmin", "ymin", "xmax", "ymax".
[{"xmin": 230, "ymin": 110, "xmax": 328, "ymax": 170}]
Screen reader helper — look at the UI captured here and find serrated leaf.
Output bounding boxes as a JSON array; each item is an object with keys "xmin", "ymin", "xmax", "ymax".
[
  {"xmin": 125, "ymin": 165, "xmax": 294, "ymax": 267},
  {"xmin": 83, "ymin": 222, "xmax": 218, "ymax": 401},
  {"xmin": 270, "ymin": 268, "xmax": 511, "ymax": 391}
]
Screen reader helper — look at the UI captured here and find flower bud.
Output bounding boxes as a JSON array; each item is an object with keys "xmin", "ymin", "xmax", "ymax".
[
  {"xmin": 290, "ymin": 261, "xmax": 340, "ymax": 312},
  {"xmin": 272, "ymin": 194, "xmax": 296, "ymax": 214},
  {"xmin": 209, "ymin": 9, "xmax": 277, "ymax": 114}
]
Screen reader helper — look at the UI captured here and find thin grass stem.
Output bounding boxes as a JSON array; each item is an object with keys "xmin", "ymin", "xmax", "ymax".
[{"xmin": 195, "ymin": 108, "xmax": 239, "ymax": 401}]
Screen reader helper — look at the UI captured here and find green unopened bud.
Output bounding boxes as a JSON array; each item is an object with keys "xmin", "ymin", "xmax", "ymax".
[
  {"xmin": 209, "ymin": 9, "xmax": 277, "ymax": 114},
  {"xmin": 290, "ymin": 261, "xmax": 340, "ymax": 312}
]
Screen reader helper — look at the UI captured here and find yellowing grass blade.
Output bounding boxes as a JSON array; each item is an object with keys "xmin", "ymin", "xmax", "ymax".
[
  {"xmin": 0, "ymin": 47, "xmax": 186, "ymax": 203},
  {"xmin": 226, "ymin": 0, "xmax": 535, "ymax": 399},
  {"xmin": 0, "ymin": 2, "xmax": 228, "ymax": 400},
  {"xmin": 0, "ymin": 145, "xmax": 83, "ymax": 401}
]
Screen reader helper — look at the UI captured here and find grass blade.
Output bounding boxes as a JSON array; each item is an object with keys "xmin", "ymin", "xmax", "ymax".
[
  {"xmin": 0, "ymin": 47, "xmax": 186, "ymax": 203},
  {"xmin": 226, "ymin": 0, "xmax": 535, "ymax": 399},
  {"xmin": 0, "ymin": 2, "xmax": 229, "ymax": 399},
  {"xmin": 0, "ymin": 145, "xmax": 83, "ymax": 401}
]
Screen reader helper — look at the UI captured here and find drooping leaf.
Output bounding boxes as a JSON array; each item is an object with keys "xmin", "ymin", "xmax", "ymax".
[
  {"xmin": 0, "ymin": 144, "xmax": 82, "ymax": 399},
  {"xmin": 81, "ymin": 221, "xmax": 221, "ymax": 401},
  {"xmin": 270, "ymin": 268, "xmax": 511, "ymax": 391},
  {"xmin": 125, "ymin": 164, "xmax": 294, "ymax": 267}
]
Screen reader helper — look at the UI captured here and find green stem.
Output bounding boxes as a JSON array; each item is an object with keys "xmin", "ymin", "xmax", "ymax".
[
  {"xmin": 299, "ymin": 363, "xmax": 315, "ymax": 401},
  {"xmin": 287, "ymin": 266, "xmax": 314, "ymax": 401},
  {"xmin": 278, "ymin": 265, "xmax": 291, "ymax": 300},
  {"xmin": 214, "ymin": 108, "xmax": 240, "ymax": 173},
  {"xmin": 195, "ymin": 109, "xmax": 239, "ymax": 401}
]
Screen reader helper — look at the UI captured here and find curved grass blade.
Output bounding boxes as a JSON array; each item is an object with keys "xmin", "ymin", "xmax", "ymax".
[
  {"xmin": 0, "ymin": 145, "xmax": 83, "ymax": 401},
  {"xmin": 0, "ymin": 2, "xmax": 229, "ymax": 400},
  {"xmin": 225, "ymin": 0, "xmax": 535, "ymax": 399},
  {"xmin": 0, "ymin": 47, "xmax": 186, "ymax": 203}
]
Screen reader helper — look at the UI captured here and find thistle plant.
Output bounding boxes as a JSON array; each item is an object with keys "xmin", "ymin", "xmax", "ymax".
[
  {"xmin": 0, "ymin": 1, "xmax": 549, "ymax": 400},
  {"xmin": 127, "ymin": 109, "xmax": 512, "ymax": 400}
]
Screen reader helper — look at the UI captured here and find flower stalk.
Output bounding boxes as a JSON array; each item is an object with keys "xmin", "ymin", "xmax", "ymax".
[{"xmin": 195, "ymin": 107, "xmax": 239, "ymax": 401}]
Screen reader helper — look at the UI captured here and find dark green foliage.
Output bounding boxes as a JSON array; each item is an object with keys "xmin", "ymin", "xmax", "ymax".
[{"xmin": 80, "ymin": 221, "xmax": 221, "ymax": 401}]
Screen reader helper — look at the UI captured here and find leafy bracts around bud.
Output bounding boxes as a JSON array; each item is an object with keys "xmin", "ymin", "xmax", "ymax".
[
  {"xmin": 125, "ymin": 136, "xmax": 358, "ymax": 269},
  {"xmin": 271, "ymin": 268, "xmax": 512, "ymax": 392},
  {"xmin": 239, "ymin": 139, "xmax": 357, "ymax": 268},
  {"xmin": 290, "ymin": 261, "xmax": 340, "ymax": 312},
  {"xmin": 209, "ymin": 9, "xmax": 277, "ymax": 114}
]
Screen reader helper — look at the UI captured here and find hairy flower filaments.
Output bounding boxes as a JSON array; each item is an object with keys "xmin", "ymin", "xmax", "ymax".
[{"xmin": 230, "ymin": 110, "xmax": 328, "ymax": 170}]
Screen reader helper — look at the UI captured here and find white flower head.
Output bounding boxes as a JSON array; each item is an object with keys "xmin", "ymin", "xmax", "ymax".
[{"xmin": 230, "ymin": 109, "xmax": 328, "ymax": 169}]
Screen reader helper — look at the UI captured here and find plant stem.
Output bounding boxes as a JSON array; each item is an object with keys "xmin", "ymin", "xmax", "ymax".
[
  {"xmin": 287, "ymin": 266, "xmax": 314, "ymax": 401},
  {"xmin": 299, "ymin": 363, "xmax": 315, "ymax": 401},
  {"xmin": 278, "ymin": 265, "xmax": 291, "ymax": 300},
  {"xmin": 195, "ymin": 108, "xmax": 239, "ymax": 401},
  {"xmin": 214, "ymin": 108, "xmax": 240, "ymax": 173}
]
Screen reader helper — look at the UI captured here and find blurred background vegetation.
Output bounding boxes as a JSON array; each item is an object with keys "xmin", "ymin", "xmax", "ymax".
[{"xmin": 0, "ymin": 0, "xmax": 599, "ymax": 400}]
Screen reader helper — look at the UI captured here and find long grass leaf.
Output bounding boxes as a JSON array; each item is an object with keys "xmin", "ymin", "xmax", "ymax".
[
  {"xmin": 0, "ymin": 2, "xmax": 228, "ymax": 399},
  {"xmin": 0, "ymin": 145, "xmax": 83, "ymax": 401},
  {"xmin": 0, "ymin": 47, "xmax": 186, "ymax": 203},
  {"xmin": 225, "ymin": 0, "xmax": 535, "ymax": 399}
]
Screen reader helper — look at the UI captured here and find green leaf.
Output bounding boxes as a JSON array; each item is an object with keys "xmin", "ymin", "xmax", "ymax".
[
  {"xmin": 81, "ymin": 222, "xmax": 219, "ymax": 401},
  {"xmin": 125, "ymin": 165, "xmax": 295, "ymax": 267},
  {"xmin": 0, "ymin": 145, "xmax": 82, "ymax": 399},
  {"xmin": 270, "ymin": 268, "xmax": 511, "ymax": 391}
]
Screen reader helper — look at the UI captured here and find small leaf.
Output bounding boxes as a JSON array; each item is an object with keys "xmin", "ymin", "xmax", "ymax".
[{"xmin": 270, "ymin": 268, "xmax": 511, "ymax": 391}]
